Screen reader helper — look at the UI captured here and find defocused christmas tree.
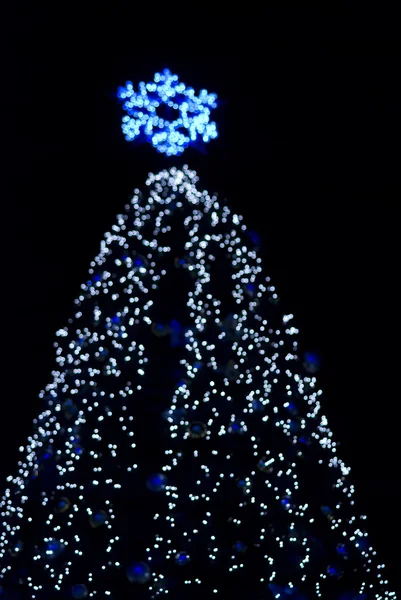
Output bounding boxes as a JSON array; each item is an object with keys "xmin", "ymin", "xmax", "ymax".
[{"xmin": 0, "ymin": 69, "xmax": 397, "ymax": 600}]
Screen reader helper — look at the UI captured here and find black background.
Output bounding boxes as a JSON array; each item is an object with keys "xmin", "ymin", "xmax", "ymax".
[{"xmin": 1, "ymin": 4, "xmax": 399, "ymax": 593}]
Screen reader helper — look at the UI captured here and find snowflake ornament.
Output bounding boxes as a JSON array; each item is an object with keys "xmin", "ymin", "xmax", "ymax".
[{"xmin": 117, "ymin": 68, "xmax": 218, "ymax": 156}]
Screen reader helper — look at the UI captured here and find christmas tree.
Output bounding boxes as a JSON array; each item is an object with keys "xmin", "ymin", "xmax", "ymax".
[{"xmin": 0, "ymin": 69, "xmax": 397, "ymax": 600}]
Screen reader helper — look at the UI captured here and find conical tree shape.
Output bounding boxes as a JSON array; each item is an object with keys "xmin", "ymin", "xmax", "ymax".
[{"xmin": 0, "ymin": 166, "xmax": 395, "ymax": 599}]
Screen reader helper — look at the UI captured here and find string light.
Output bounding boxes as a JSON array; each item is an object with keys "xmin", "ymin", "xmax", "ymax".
[
  {"xmin": 0, "ymin": 166, "xmax": 396, "ymax": 599},
  {"xmin": 117, "ymin": 69, "xmax": 218, "ymax": 155}
]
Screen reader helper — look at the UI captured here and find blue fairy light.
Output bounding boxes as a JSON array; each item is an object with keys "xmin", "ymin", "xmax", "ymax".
[
  {"xmin": 188, "ymin": 421, "xmax": 207, "ymax": 438},
  {"xmin": 175, "ymin": 551, "xmax": 190, "ymax": 565},
  {"xmin": 321, "ymin": 505, "xmax": 333, "ymax": 518},
  {"xmin": 303, "ymin": 351, "xmax": 321, "ymax": 374},
  {"xmin": 236, "ymin": 477, "xmax": 252, "ymax": 495},
  {"xmin": 126, "ymin": 561, "xmax": 151, "ymax": 583},
  {"xmin": 89, "ymin": 510, "xmax": 107, "ymax": 528},
  {"xmin": 326, "ymin": 564, "xmax": 343, "ymax": 579},
  {"xmin": 40, "ymin": 446, "xmax": 53, "ymax": 461},
  {"xmin": 151, "ymin": 322, "xmax": 169, "ymax": 337},
  {"xmin": 55, "ymin": 497, "xmax": 71, "ymax": 513},
  {"xmin": 43, "ymin": 539, "xmax": 65, "ymax": 559},
  {"xmin": 336, "ymin": 542, "xmax": 349, "ymax": 558},
  {"xmin": 233, "ymin": 541, "xmax": 247, "ymax": 553},
  {"xmin": 251, "ymin": 399, "xmax": 264, "ymax": 411},
  {"xmin": 146, "ymin": 473, "xmax": 168, "ymax": 492},
  {"xmin": 118, "ymin": 68, "xmax": 218, "ymax": 156},
  {"xmin": 174, "ymin": 255, "xmax": 193, "ymax": 268},
  {"xmin": 245, "ymin": 283, "xmax": 256, "ymax": 295},
  {"xmin": 73, "ymin": 444, "xmax": 84, "ymax": 456},
  {"xmin": 228, "ymin": 421, "xmax": 243, "ymax": 434},
  {"xmin": 71, "ymin": 584, "xmax": 89, "ymax": 599}
]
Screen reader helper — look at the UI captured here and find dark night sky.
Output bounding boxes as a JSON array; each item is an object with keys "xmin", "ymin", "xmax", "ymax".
[{"xmin": 1, "ymin": 5, "xmax": 399, "ymax": 592}]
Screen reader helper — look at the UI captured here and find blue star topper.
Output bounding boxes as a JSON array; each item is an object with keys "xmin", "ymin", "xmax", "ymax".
[{"xmin": 118, "ymin": 68, "xmax": 218, "ymax": 156}]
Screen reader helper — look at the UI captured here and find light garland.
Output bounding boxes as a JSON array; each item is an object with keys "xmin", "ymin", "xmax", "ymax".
[
  {"xmin": 0, "ymin": 166, "xmax": 396, "ymax": 599},
  {"xmin": 117, "ymin": 69, "xmax": 218, "ymax": 155}
]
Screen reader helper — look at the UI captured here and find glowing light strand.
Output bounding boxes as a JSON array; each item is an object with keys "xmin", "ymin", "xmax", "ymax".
[{"xmin": 0, "ymin": 166, "xmax": 396, "ymax": 599}]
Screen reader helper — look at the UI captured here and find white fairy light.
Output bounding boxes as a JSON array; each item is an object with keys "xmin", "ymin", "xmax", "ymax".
[{"xmin": 0, "ymin": 166, "xmax": 396, "ymax": 599}]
